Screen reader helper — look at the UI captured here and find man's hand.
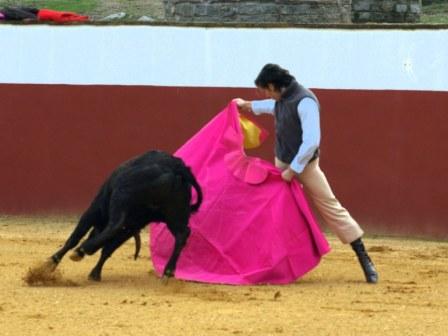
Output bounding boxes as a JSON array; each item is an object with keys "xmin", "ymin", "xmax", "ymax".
[
  {"xmin": 281, "ymin": 167, "xmax": 295, "ymax": 182},
  {"xmin": 233, "ymin": 98, "xmax": 253, "ymax": 113}
]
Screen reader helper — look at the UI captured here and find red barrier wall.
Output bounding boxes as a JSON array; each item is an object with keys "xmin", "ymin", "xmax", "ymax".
[{"xmin": 1, "ymin": 84, "xmax": 447, "ymax": 239}]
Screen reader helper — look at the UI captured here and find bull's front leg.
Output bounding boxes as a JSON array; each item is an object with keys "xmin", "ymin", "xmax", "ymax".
[{"xmin": 52, "ymin": 208, "xmax": 98, "ymax": 265}]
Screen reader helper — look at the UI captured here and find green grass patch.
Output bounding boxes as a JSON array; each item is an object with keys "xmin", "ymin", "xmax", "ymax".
[{"xmin": 421, "ymin": 1, "xmax": 448, "ymax": 24}]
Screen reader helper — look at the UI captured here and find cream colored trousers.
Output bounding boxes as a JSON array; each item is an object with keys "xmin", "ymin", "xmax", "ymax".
[{"xmin": 275, "ymin": 157, "xmax": 363, "ymax": 244}]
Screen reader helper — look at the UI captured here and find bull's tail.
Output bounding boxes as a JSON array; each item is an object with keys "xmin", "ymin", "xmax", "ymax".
[
  {"xmin": 181, "ymin": 167, "xmax": 203, "ymax": 213},
  {"xmin": 133, "ymin": 232, "xmax": 141, "ymax": 260},
  {"xmin": 189, "ymin": 175, "xmax": 203, "ymax": 213}
]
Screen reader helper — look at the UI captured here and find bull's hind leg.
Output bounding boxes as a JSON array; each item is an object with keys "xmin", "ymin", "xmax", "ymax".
[
  {"xmin": 51, "ymin": 208, "xmax": 99, "ymax": 265},
  {"xmin": 163, "ymin": 216, "xmax": 191, "ymax": 279},
  {"xmin": 77, "ymin": 201, "xmax": 127, "ymax": 257},
  {"xmin": 88, "ymin": 231, "xmax": 133, "ymax": 281},
  {"xmin": 69, "ymin": 226, "xmax": 100, "ymax": 261}
]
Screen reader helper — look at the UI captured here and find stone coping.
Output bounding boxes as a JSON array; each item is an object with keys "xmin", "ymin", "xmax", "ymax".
[{"xmin": 1, "ymin": 21, "xmax": 448, "ymax": 30}]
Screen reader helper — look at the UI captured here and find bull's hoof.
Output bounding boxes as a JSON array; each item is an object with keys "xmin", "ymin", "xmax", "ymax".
[
  {"xmin": 51, "ymin": 255, "xmax": 61, "ymax": 266},
  {"xmin": 161, "ymin": 268, "xmax": 174, "ymax": 285},
  {"xmin": 88, "ymin": 272, "xmax": 101, "ymax": 282},
  {"xmin": 69, "ymin": 249, "xmax": 85, "ymax": 262},
  {"xmin": 48, "ymin": 258, "xmax": 59, "ymax": 269},
  {"xmin": 161, "ymin": 275, "xmax": 171, "ymax": 285},
  {"xmin": 163, "ymin": 268, "xmax": 174, "ymax": 278}
]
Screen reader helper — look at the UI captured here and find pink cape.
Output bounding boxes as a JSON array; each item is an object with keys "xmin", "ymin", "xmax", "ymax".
[{"xmin": 150, "ymin": 102, "xmax": 330, "ymax": 284}]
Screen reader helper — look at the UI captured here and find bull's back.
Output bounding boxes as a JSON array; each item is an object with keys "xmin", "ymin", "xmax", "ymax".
[{"xmin": 94, "ymin": 150, "xmax": 196, "ymax": 208}]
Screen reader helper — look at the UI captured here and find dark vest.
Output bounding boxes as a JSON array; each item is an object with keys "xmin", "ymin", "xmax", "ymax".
[{"xmin": 274, "ymin": 80, "xmax": 320, "ymax": 164}]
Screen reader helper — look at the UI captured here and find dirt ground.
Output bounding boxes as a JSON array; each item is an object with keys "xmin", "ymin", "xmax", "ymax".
[{"xmin": 1, "ymin": 216, "xmax": 447, "ymax": 336}]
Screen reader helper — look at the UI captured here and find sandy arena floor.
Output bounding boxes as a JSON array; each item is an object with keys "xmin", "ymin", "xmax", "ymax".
[{"xmin": 0, "ymin": 215, "xmax": 447, "ymax": 336}]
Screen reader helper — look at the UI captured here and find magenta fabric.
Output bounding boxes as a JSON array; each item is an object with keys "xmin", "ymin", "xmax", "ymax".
[{"xmin": 149, "ymin": 101, "xmax": 330, "ymax": 285}]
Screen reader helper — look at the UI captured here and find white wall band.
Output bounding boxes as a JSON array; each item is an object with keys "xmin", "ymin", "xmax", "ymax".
[{"xmin": 1, "ymin": 25, "xmax": 447, "ymax": 91}]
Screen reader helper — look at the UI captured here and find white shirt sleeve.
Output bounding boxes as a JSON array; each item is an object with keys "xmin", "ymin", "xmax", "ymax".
[
  {"xmin": 289, "ymin": 97, "xmax": 321, "ymax": 174},
  {"xmin": 251, "ymin": 99, "xmax": 275, "ymax": 115}
]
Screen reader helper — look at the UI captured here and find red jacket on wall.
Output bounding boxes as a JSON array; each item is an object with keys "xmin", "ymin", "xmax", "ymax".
[{"xmin": 37, "ymin": 9, "xmax": 89, "ymax": 22}]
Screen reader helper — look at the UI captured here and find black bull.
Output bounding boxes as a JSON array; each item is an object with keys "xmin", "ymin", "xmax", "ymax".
[{"xmin": 50, "ymin": 150, "xmax": 202, "ymax": 281}]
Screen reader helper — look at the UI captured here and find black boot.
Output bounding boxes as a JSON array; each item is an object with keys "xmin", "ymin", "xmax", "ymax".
[{"xmin": 351, "ymin": 238, "xmax": 378, "ymax": 283}]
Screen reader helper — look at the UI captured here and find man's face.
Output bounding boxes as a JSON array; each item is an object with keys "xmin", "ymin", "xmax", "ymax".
[{"xmin": 257, "ymin": 84, "xmax": 282, "ymax": 101}]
